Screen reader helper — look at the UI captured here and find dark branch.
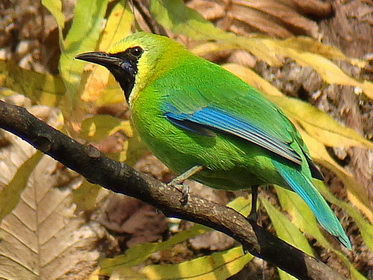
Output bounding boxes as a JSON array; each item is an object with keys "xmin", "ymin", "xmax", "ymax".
[{"xmin": 0, "ymin": 100, "xmax": 347, "ymax": 280}]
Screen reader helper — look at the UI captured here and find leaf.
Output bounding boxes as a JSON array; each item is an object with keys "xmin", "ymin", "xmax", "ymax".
[
  {"xmin": 59, "ymin": 0, "xmax": 109, "ymax": 110},
  {"xmin": 267, "ymin": 39, "xmax": 373, "ymax": 98},
  {"xmin": 81, "ymin": 1, "xmax": 134, "ymax": 103},
  {"xmin": 79, "ymin": 115, "xmax": 131, "ymax": 142},
  {"xmin": 0, "ymin": 152, "xmax": 43, "ymax": 223},
  {"xmin": 150, "ymin": 0, "xmax": 372, "ymax": 100},
  {"xmin": 0, "ymin": 60, "xmax": 65, "ymax": 106},
  {"xmin": 274, "ymin": 186, "xmax": 367, "ymax": 280},
  {"xmin": 261, "ymin": 196, "xmax": 314, "ymax": 256},
  {"xmin": 137, "ymin": 246, "xmax": 253, "ymax": 280},
  {"xmin": 299, "ymin": 130, "xmax": 373, "ymax": 221},
  {"xmin": 41, "ymin": 0, "xmax": 65, "ymax": 51},
  {"xmin": 150, "ymin": 0, "xmax": 282, "ymax": 66},
  {"xmin": 230, "ymin": 0, "xmax": 321, "ymax": 38},
  {"xmin": 223, "ymin": 63, "xmax": 373, "ymax": 150},
  {"xmin": 100, "ymin": 223, "xmax": 208, "ymax": 276},
  {"xmin": 270, "ymin": 96, "xmax": 373, "ymax": 150},
  {"xmin": 0, "ymin": 156, "xmax": 100, "ymax": 279},
  {"xmin": 314, "ymin": 181, "xmax": 373, "ymax": 253},
  {"xmin": 72, "ymin": 180, "xmax": 102, "ymax": 212},
  {"xmin": 100, "ymin": 196, "xmax": 253, "ymax": 276},
  {"xmin": 278, "ymin": 37, "xmax": 366, "ymax": 67}
]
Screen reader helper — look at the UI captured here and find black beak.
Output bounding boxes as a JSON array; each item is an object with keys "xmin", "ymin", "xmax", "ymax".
[
  {"xmin": 75, "ymin": 52, "xmax": 122, "ymax": 68},
  {"xmin": 75, "ymin": 51, "xmax": 138, "ymax": 101}
]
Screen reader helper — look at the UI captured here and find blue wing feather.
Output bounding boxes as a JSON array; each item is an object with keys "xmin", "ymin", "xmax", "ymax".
[{"xmin": 165, "ymin": 106, "xmax": 302, "ymax": 165}]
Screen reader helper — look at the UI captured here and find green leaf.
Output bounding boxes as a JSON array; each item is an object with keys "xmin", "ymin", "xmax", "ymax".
[
  {"xmin": 72, "ymin": 181, "xmax": 101, "ymax": 212},
  {"xmin": 260, "ymin": 196, "xmax": 314, "ymax": 256},
  {"xmin": 41, "ymin": 0, "xmax": 65, "ymax": 51},
  {"xmin": 275, "ymin": 186, "xmax": 367, "ymax": 280},
  {"xmin": 149, "ymin": 0, "xmax": 281, "ymax": 66},
  {"xmin": 100, "ymin": 223, "xmax": 208, "ymax": 276},
  {"xmin": 80, "ymin": 1, "xmax": 134, "ymax": 105},
  {"xmin": 100, "ymin": 196, "xmax": 253, "ymax": 277},
  {"xmin": 150, "ymin": 0, "xmax": 373, "ymax": 100},
  {"xmin": 314, "ymin": 181, "xmax": 373, "ymax": 253},
  {"xmin": 59, "ymin": 0, "xmax": 109, "ymax": 104}
]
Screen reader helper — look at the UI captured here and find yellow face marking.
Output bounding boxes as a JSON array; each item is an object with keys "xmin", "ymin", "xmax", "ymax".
[{"xmin": 106, "ymin": 33, "xmax": 187, "ymax": 108}]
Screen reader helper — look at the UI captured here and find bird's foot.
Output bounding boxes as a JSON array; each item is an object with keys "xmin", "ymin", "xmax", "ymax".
[
  {"xmin": 167, "ymin": 166, "xmax": 203, "ymax": 205},
  {"xmin": 167, "ymin": 181, "xmax": 190, "ymax": 205}
]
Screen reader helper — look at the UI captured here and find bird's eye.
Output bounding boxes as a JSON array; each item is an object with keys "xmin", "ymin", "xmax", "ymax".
[{"xmin": 129, "ymin": 46, "xmax": 143, "ymax": 58}]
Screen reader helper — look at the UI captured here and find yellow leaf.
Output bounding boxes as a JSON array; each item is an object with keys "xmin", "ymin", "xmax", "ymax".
[
  {"xmin": 275, "ymin": 186, "xmax": 367, "ymax": 280},
  {"xmin": 0, "ymin": 60, "xmax": 65, "ymax": 106},
  {"xmin": 261, "ymin": 196, "xmax": 314, "ymax": 256},
  {"xmin": 268, "ymin": 40, "xmax": 373, "ymax": 99},
  {"xmin": 223, "ymin": 63, "xmax": 283, "ymax": 97},
  {"xmin": 314, "ymin": 181, "xmax": 373, "ymax": 253},
  {"xmin": 299, "ymin": 130, "xmax": 373, "ymax": 222},
  {"xmin": 79, "ymin": 115, "xmax": 131, "ymax": 142},
  {"xmin": 279, "ymin": 37, "xmax": 366, "ymax": 68},
  {"xmin": 139, "ymin": 246, "xmax": 252, "ymax": 280},
  {"xmin": 223, "ymin": 63, "xmax": 373, "ymax": 150},
  {"xmin": 72, "ymin": 181, "xmax": 101, "ymax": 212},
  {"xmin": 41, "ymin": 0, "xmax": 65, "ymax": 50},
  {"xmin": 81, "ymin": 2, "xmax": 134, "ymax": 103},
  {"xmin": 150, "ymin": 0, "xmax": 282, "ymax": 66},
  {"xmin": 269, "ymin": 96, "xmax": 373, "ymax": 150}
]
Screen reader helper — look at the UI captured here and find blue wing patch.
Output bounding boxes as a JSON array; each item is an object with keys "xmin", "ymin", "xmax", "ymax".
[{"xmin": 165, "ymin": 106, "xmax": 302, "ymax": 165}]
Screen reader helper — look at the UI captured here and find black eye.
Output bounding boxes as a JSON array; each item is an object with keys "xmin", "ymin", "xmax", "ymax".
[{"xmin": 129, "ymin": 46, "xmax": 143, "ymax": 58}]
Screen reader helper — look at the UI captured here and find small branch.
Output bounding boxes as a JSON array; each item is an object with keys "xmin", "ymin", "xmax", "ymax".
[{"xmin": 0, "ymin": 100, "xmax": 346, "ymax": 280}]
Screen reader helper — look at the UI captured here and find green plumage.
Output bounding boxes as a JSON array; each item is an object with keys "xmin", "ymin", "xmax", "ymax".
[{"xmin": 76, "ymin": 32, "xmax": 351, "ymax": 249}]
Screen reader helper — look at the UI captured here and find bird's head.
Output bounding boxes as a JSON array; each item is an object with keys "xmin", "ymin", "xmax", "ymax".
[{"xmin": 76, "ymin": 32, "xmax": 186, "ymax": 104}]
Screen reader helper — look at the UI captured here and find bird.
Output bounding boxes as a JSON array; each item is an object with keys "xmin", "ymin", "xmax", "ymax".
[{"xmin": 76, "ymin": 32, "xmax": 351, "ymax": 249}]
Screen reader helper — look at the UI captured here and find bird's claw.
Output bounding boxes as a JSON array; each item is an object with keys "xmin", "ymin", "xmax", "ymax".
[{"xmin": 167, "ymin": 181, "xmax": 190, "ymax": 206}]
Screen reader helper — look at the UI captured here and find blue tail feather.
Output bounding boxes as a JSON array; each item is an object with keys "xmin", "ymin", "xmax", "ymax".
[{"xmin": 273, "ymin": 161, "xmax": 351, "ymax": 249}]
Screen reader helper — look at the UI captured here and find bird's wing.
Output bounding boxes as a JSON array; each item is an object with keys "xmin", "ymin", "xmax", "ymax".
[
  {"xmin": 164, "ymin": 104, "xmax": 302, "ymax": 165},
  {"xmin": 157, "ymin": 61, "xmax": 320, "ymax": 173}
]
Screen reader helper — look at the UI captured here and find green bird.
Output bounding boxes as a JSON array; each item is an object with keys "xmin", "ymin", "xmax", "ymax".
[{"xmin": 76, "ymin": 32, "xmax": 351, "ymax": 249}]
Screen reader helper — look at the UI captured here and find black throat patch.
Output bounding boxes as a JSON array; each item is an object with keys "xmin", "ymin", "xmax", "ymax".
[{"xmin": 109, "ymin": 46, "xmax": 143, "ymax": 101}]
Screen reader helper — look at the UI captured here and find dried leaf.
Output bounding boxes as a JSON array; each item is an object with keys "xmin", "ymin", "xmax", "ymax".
[
  {"xmin": 0, "ymin": 152, "xmax": 42, "ymax": 222},
  {"xmin": 233, "ymin": 0, "xmax": 319, "ymax": 37},
  {"xmin": 0, "ymin": 156, "xmax": 101, "ymax": 279}
]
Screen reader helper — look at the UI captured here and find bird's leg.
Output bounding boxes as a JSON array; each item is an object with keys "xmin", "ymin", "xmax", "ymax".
[
  {"xmin": 247, "ymin": 185, "xmax": 259, "ymax": 222},
  {"xmin": 168, "ymin": 166, "xmax": 204, "ymax": 204}
]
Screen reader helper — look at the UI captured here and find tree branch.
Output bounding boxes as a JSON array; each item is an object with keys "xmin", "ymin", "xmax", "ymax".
[{"xmin": 0, "ymin": 100, "xmax": 347, "ymax": 280}]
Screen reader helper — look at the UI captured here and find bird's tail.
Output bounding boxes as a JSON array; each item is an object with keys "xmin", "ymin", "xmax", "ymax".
[{"xmin": 273, "ymin": 161, "xmax": 351, "ymax": 249}]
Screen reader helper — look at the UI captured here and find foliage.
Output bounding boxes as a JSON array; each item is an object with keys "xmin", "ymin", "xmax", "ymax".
[{"xmin": 0, "ymin": 0, "xmax": 372, "ymax": 279}]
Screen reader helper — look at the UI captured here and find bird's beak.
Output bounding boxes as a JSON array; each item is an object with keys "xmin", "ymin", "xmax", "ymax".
[{"xmin": 75, "ymin": 52, "xmax": 122, "ymax": 68}]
